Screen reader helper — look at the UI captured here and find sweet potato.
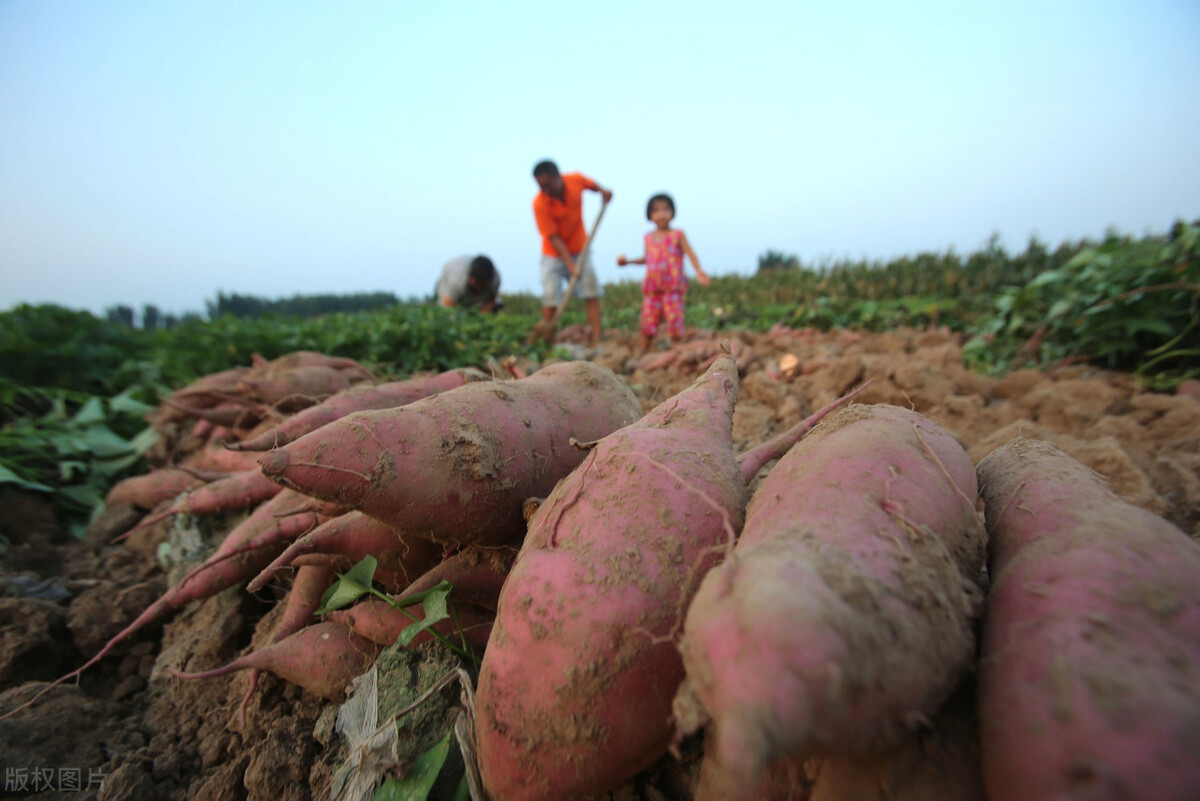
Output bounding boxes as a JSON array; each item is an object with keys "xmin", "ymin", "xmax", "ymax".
[
  {"xmin": 474, "ymin": 353, "xmax": 750, "ymax": 801},
  {"xmin": 256, "ymin": 350, "xmax": 369, "ymax": 375},
  {"xmin": 235, "ymin": 365, "xmax": 351, "ymax": 405},
  {"xmin": 258, "ymin": 360, "xmax": 641, "ymax": 547},
  {"xmin": 167, "ymin": 621, "xmax": 380, "ymax": 700},
  {"xmin": 180, "ymin": 439, "xmax": 271, "ymax": 473},
  {"xmin": 161, "ymin": 398, "xmax": 264, "ymax": 428},
  {"xmin": 105, "ymin": 467, "xmax": 225, "ymax": 510},
  {"xmin": 155, "ymin": 367, "xmax": 251, "ymax": 419},
  {"xmin": 115, "ymin": 468, "xmax": 283, "ymax": 542},
  {"xmin": 230, "ymin": 367, "xmax": 488, "ymax": 451},
  {"xmin": 673, "ymin": 404, "xmax": 985, "ymax": 800},
  {"xmin": 394, "ymin": 545, "xmax": 518, "ymax": 611},
  {"xmin": 239, "ymin": 564, "xmax": 336, "ymax": 722},
  {"xmin": 247, "ymin": 511, "xmax": 444, "ymax": 594},
  {"xmin": 326, "ymin": 596, "xmax": 495, "ymax": 653},
  {"xmin": 975, "ymin": 438, "xmax": 1200, "ymax": 801},
  {"xmin": 0, "ymin": 488, "xmax": 310, "ymax": 719}
]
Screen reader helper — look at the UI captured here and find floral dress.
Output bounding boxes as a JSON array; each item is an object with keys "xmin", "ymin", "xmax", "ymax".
[{"xmin": 641, "ymin": 229, "xmax": 687, "ymax": 338}]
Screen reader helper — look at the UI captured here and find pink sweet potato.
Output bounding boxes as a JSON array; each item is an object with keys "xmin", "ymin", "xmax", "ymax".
[
  {"xmin": 239, "ymin": 564, "xmax": 336, "ymax": 722},
  {"xmin": 673, "ymin": 404, "xmax": 985, "ymax": 800},
  {"xmin": 105, "ymin": 467, "xmax": 225, "ymax": 510},
  {"xmin": 115, "ymin": 468, "xmax": 283, "ymax": 542},
  {"xmin": 247, "ymin": 511, "xmax": 444, "ymax": 594},
  {"xmin": 474, "ymin": 353, "xmax": 750, "ymax": 801},
  {"xmin": 168, "ymin": 621, "xmax": 380, "ymax": 700},
  {"xmin": 257, "ymin": 360, "xmax": 641, "ymax": 547},
  {"xmin": 975, "ymin": 438, "xmax": 1200, "ymax": 801},
  {"xmin": 235, "ymin": 365, "xmax": 351, "ymax": 406},
  {"xmin": 0, "ymin": 488, "xmax": 310, "ymax": 719},
  {"xmin": 155, "ymin": 367, "xmax": 251, "ymax": 419},
  {"xmin": 256, "ymin": 350, "xmax": 369, "ymax": 375},
  {"xmin": 180, "ymin": 439, "xmax": 271, "ymax": 473},
  {"xmin": 230, "ymin": 367, "xmax": 489, "ymax": 451},
  {"xmin": 326, "ymin": 596, "xmax": 495, "ymax": 653},
  {"xmin": 394, "ymin": 545, "xmax": 518, "ymax": 611},
  {"xmin": 161, "ymin": 398, "xmax": 264, "ymax": 428}
]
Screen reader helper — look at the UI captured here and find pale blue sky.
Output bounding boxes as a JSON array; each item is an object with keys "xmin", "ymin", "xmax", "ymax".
[{"xmin": 2, "ymin": 1, "xmax": 1198, "ymax": 317}]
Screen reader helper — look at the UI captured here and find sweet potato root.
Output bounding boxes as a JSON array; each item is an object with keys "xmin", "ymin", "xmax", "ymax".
[
  {"xmin": 105, "ymin": 467, "xmax": 225, "ymax": 510},
  {"xmin": 394, "ymin": 545, "xmax": 518, "ymax": 611},
  {"xmin": 674, "ymin": 404, "xmax": 985, "ymax": 800},
  {"xmin": 0, "ymin": 488, "xmax": 310, "ymax": 719},
  {"xmin": 230, "ymin": 367, "xmax": 488, "ymax": 451},
  {"xmin": 168, "ymin": 621, "xmax": 380, "ymax": 700},
  {"xmin": 976, "ymin": 438, "xmax": 1200, "ymax": 801},
  {"xmin": 115, "ymin": 468, "xmax": 283, "ymax": 542},
  {"xmin": 258, "ymin": 360, "xmax": 641, "ymax": 547},
  {"xmin": 326, "ymin": 596, "xmax": 495, "ymax": 653},
  {"xmin": 235, "ymin": 365, "xmax": 351, "ymax": 405},
  {"xmin": 239, "ymin": 564, "xmax": 336, "ymax": 722},
  {"xmin": 247, "ymin": 511, "xmax": 444, "ymax": 594}
]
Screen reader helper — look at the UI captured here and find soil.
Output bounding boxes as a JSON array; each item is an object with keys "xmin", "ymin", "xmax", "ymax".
[{"xmin": 0, "ymin": 326, "xmax": 1197, "ymax": 800}]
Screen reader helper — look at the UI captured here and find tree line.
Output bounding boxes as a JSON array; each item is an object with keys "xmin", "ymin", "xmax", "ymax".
[{"xmin": 104, "ymin": 291, "xmax": 403, "ymax": 329}]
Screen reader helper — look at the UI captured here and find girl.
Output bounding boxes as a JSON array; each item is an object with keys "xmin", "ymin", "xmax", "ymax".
[{"xmin": 618, "ymin": 193, "xmax": 709, "ymax": 352}]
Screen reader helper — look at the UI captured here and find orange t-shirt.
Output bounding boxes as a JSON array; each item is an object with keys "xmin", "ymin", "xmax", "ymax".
[{"xmin": 533, "ymin": 172, "xmax": 598, "ymax": 256}]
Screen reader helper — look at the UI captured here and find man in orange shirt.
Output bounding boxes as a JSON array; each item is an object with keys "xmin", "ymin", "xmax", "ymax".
[{"xmin": 532, "ymin": 160, "xmax": 613, "ymax": 344}]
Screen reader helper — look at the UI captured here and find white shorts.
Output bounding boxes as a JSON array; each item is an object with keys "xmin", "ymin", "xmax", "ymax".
[{"xmin": 540, "ymin": 252, "xmax": 601, "ymax": 307}]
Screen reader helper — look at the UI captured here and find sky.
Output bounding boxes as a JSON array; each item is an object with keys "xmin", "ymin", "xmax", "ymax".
[{"xmin": 2, "ymin": 1, "xmax": 1198, "ymax": 319}]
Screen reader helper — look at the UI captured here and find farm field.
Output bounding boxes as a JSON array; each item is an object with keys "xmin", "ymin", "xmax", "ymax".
[
  {"xmin": 0, "ymin": 322, "xmax": 1197, "ymax": 799},
  {"xmin": 0, "ymin": 222, "xmax": 1197, "ymax": 799}
]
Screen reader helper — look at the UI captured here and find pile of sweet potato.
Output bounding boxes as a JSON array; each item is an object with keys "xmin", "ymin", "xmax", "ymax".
[{"xmin": 8, "ymin": 347, "xmax": 1199, "ymax": 801}]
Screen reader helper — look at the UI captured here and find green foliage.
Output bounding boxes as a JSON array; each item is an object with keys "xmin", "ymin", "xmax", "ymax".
[
  {"xmin": 1, "ymin": 304, "xmax": 145, "ymax": 395},
  {"xmin": 0, "ymin": 382, "xmax": 158, "ymax": 536},
  {"xmin": 205, "ymin": 290, "xmax": 404, "ymax": 320},
  {"xmin": 964, "ymin": 221, "xmax": 1200, "ymax": 386},
  {"xmin": 318, "ymin": 556, "xmax": 474, "ymax": 664},
  {"xmin": 374, "ymin": 729, "xmax": 457, "ymax": 801},
  {"xmin": 756, "ymin": 249, "xmax": 801, "ymax": 272}
]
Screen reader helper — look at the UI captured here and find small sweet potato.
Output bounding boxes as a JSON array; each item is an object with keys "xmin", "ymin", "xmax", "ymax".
[
  {"xmin": 168, "ymin": 621, "xmax": 380, "ymax": 700},
  {"xmin": 105, "ymin": 467, "xmax": 223, "ymax": 510},
  {"xmin": 326, "ymin": 596, "xmax": 495, "ymax": 653},
  {"xmin": 247, "ymin": 511, "xmax": 444, "ymax": 594},
  {"xmin": 115, "ymin": 468, "xmax": 283, "ymax": 542}
]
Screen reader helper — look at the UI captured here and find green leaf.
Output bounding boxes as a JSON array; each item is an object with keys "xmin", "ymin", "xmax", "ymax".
[
  {"xmin": 129, "ymin": 427, "xmax": 160, "ymax": 454},
  {"xmin": 1123, "ymin": 317, "xmax": 1177, "ymax": 338},
  {"xmin": 73, "ymin": 397, "xmax": 106, "ymax": 425},
  {"xmin": 110, "ymin": 391, "xmax": 155, "ymax": 416},
  {"xmin": 96, "ymin": 450, "xmax": 144, "ymax": 477},
  {"xmin": 395, "ymin": 580, "xmax": 452, "ymax": 647},
  {"xmin": 0, "ymin": 462, "xmax": 53, "ymax": 492},
  {"xmin": 59, "ymin": 483, "xmax": 102, "ymax": 509},
  {"xmin": 373, "ymin": 729, "xmax": 452, "ymax": 801},
  {"xmin": 316, "ymin": 555, "xmax": 378, "ymax": 615},
  {"xmin": 1046, "ymin": 299, "xmax": 1074, "ymax": 319},
  {"xmin": 1063, "ymin": 248, "xmax": 1098, "ymax": 270},
  {"xmin": 59, "ymin": 460, "xmax": 88, "ymax": 481},
  {"xmin": 77, "ymin": 426, "xmax": 137, "ymax": 459},
  {"xmin": 1028, "ymin": 270, "xmax": 1064, "ymax": 288}
]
